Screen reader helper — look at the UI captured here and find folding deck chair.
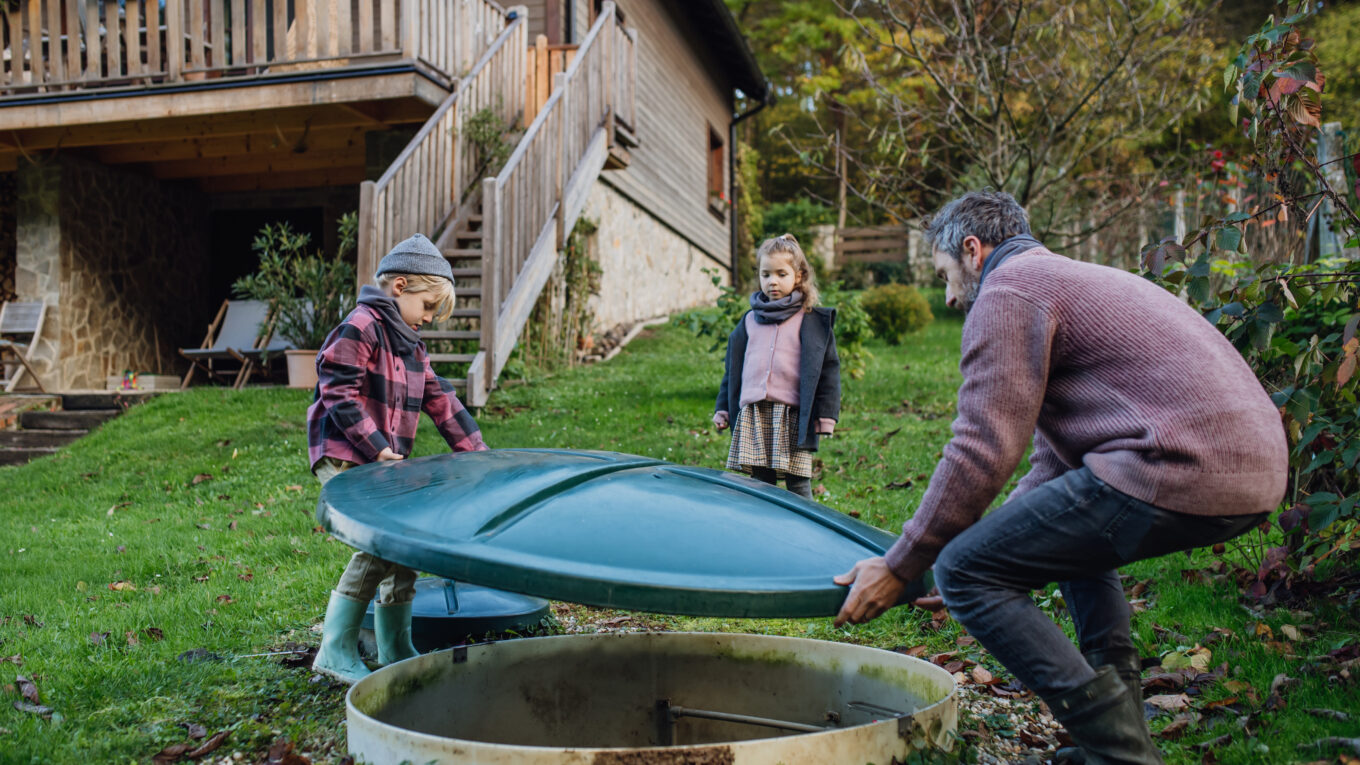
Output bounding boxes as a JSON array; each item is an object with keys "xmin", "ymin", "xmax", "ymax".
[
  {"xmin": 0, "ymin": 300, "xmax": 47, "ymax": 393},
  {"xmin": 180, "ymin": 299, "xmax": 281, "ymax": 390}
]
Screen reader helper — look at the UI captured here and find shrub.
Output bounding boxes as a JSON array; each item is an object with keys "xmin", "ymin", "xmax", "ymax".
[{"xmin": 860, "ymin": 284, "xmax": 933, "ymax": 345}]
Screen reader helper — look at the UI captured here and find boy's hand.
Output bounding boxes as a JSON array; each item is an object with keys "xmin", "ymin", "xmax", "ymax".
[{"xmin": 376, "ymin": 447, "xmax": 404, "ymax": 462}]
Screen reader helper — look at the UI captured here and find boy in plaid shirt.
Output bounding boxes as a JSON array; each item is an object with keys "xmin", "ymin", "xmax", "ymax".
[{"xmin": 307, "ymin": 233, "xmax": 487, "ymax": 684}]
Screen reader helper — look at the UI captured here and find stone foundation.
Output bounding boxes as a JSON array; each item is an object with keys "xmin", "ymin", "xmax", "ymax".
[
  {"xmin": 583, "ymin": 180, "xmax": 725, "ymax": 331},
  {"xmin": 14, "ymin": 156, "xmax": 209, "ymax": 390},
  {"xmin": 0, "ymin": 173, "xmax": 15, "ymax": 304}
]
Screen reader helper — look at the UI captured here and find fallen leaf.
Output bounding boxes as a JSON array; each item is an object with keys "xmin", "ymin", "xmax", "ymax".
[
  {"xmin": 885, "ymin": 480, "xmax": 913, "ymax": 490},
  {"xmin": 16, "ymin": 675, "xmax": 40, "ymax": 704},
  {"xmin": 108, "ymin": 581, "xmax": 136, "ymax": 592},
  {"xmin": 1281, "ymin": 624, "xmax": 1302, "ymax": 641},
  {"xmin": 144, "ymin": 627, "xmax": 165, "ymax": 641},
  {"xmin": 238, "ymin": 573, "xmax": 253, "ymax": 581},
  {"xmin": 12, "ymin": 701, "xmax": 54, "ymax": 717},
  {"xmin": 89, "ymin": 631, "xmax": 111, "ymax": 646},
  {"xmin": 193, "ymin": 575, "xmax": 210, "ymax": 583},
  {"xmin": 229, "ymin": 521, "xmax": 238, "ymax": 531},
  {"xmin": 186, "ymin": 730, "xmax": 222, "ymax": 754},
  {"xmin": 972, "ymin": 666, "xmax": 994, "ymax": 684},
  {"xmin": 1158, "ymin": 712, "xmax": 1196, "ymax": 739},
  {"xmin": 152, "ymin": 742, "xmax": 191, "ymax": 763},
  {"xmin": 1147, "ymin": 693, "xmax": 1192, "ymax": 712},
  {"xmin": 285, "ymin": 485, "xmax": 303, "ymax": 492},
  {"xmin": 215, "ymin": 595, "xmax": 233, "ymax": 604},
  {"xmin": 0, "ymin": 655, "xmax": 21, "ymax": 667},
  {"xmin": 125, "ymin": 631, "xmax": 139, "ymax": 647},
  {"xmin": 191, "ymin": 473, "xmax": 213, "ymax": 485},
  {"xmin": 956, "ymin": 635, "xmax": 977, "ymax": 647}
]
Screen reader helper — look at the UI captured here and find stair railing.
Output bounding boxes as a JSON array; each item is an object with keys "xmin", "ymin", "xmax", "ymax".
[
  {"xmin": 356, "ymin": 6, "xmax": 526, "ymax": 283},
  {"xmin": 0, "ymin": 0, "xmax": 509, "ymax": 96},
  {"xmin": 476, "ymin": 2, "xmax": 631, "ymax": 403}
]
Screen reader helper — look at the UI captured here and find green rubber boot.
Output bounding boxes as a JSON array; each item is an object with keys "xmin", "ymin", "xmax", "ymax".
[
  {"xmin": 1048, "ymin": 665, "xmax": 1163, "ymax": 764},
  {"xmin": 375, "ymin": 601, "xmax": 419, "ymax": 666},
  {"xmin": 312, "ymin": 591, "xmax": 372, "ymax": 685}
]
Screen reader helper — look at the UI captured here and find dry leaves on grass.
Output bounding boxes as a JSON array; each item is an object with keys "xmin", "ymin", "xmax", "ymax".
[
  {"xmin": 152, "ymin": 730, "xmax": 228, "ymax": 763},
  {"xmin": 266, "ymin": 736, "xmax": 315, "ymax": 765}
]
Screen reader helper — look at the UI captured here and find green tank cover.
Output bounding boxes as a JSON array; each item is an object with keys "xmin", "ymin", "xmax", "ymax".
[{"xmin": 318, "ymin": 449, "xmax": 930, "ymax": 618}]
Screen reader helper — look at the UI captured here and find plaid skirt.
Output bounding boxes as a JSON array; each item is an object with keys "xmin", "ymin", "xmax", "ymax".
[{"xmin": 726, "ymin": 401, "xmax": 814, "ymax": 478}]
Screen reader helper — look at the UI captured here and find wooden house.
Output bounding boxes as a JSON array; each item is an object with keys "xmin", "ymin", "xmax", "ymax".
[{"xmin": 0, "ymin": 0, "xmax": 767, "ymax": 403}]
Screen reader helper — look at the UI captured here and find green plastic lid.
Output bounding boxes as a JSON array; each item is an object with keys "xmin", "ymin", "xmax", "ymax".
[{"xmin": 318, "ymin": 449, "xmax": 928, "ymax": 618}]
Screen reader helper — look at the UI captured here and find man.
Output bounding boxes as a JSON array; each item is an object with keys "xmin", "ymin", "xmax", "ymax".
[{"xmin": 834, "ymin": 191, "xmax": 1286, "ymax": 764}]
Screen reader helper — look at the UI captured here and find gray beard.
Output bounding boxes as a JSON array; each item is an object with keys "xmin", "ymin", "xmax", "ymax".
[{"xmin": 959, "ymin": 275, "xmax": 981, "ymax": 314}]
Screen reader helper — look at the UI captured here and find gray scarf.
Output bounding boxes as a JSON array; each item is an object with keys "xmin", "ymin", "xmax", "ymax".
[
  {"xmin": 979, "ymin": 234, "xmax": 1045, "ymax": 288},
  {"xmin": 749, "ymin": 290, "xmax": 805, "ymax": 324},
  {"xmin": 357, "ymin": 285, "xmax": 421, "ymax": 357}
]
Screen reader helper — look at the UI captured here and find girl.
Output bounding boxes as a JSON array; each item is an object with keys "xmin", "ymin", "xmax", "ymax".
[
  {"xmin": 306, "ymin": 232, "xmax": 488, "ymax": 685},
  {"xmin": 714, "ymin": 233, "xmax": 840, "ymax": 499}
]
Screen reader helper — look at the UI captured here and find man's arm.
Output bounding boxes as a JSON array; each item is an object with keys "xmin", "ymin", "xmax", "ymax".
[{"xmin": 881, "ymin": 288, "xmax": 1058, "ymax": 584}]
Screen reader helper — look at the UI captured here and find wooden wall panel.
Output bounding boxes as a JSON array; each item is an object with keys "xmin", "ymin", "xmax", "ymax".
[{"xmin": 602, "ymin": 0, "xmax": 733, "ymax": 264}]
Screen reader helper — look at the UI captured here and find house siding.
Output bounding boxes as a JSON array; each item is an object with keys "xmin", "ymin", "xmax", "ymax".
[{"xmin": 601, "ymin": 0, "xmax": 735, "ymax": 267}]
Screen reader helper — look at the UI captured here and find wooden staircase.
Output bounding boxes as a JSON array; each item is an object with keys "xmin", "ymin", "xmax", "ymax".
[{"xmin": 356, "ymin": 2, "xmax": 635, "ymax": 407}]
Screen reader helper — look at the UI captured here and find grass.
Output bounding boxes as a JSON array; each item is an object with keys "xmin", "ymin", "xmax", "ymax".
[{"xmin": 1, "ymin": 293, "xmax": 1357, "ymax": 764}]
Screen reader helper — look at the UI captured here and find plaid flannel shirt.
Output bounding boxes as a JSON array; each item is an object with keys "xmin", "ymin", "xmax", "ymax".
[{"xmin": 307, "ymin": 303, "xmax": 486, "ymax": 470}]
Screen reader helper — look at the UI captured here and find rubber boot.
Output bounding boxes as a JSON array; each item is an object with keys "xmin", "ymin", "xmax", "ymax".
[
  {"xmin": 312, "ymin": 591, "xmax": 372, "ymax": 685},
  {"xmin": 375, "ymin": 601, "xmax": 419, "ymax": 666},
  {"xmin": 1047, "ymin": 665, "xmax": 1163, "ymax": 765},
  {"xmin": 1054, "ymin": 649, "xmax": 1151, "ymax": 764}
]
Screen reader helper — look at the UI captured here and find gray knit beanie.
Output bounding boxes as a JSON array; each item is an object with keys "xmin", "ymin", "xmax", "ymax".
[{"xmin": 375, "ymin": 233, "xmax": 454, "ymax": 285}]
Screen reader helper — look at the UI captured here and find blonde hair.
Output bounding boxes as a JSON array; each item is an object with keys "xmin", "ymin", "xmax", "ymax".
[
  {"xmin": 756, "ymin": 233, "xmax": 819, "ymax": 309},
  {"xmin": 375, "ymin": 272, "xmax": 457, "ymax": 322}
]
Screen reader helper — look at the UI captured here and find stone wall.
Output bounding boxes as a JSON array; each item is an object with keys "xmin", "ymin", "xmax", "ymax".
[
  {"xmin": 583, "ymin": 180, "xmax": 725, "ymax": 331},
  {"xmin": 0, "ymin": 173, "xmax": 15, "ymax": 304},
  {"xmin": 14, "ymin": 156, "xmax": 210, "ymax": 390}
]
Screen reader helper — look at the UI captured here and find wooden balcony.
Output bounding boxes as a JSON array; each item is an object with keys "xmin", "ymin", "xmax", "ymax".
[{"xmin": 0, "ymin": 0, "xmax": 511, "ymax": 189}]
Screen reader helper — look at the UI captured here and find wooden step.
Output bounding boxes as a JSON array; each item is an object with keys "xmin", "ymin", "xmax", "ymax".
[
  {"xmin": 0, "ymin": 429, "xmax": 87, "ymax": 448},
  {"xmin": 0, "ymin": 447, "xmax": 57, "ymax": 466},
  {"xmin": 452, "ymin": 268, "xmax": 482, "ymax": 279},
  {"xmin": 448, "ymin": 308, "xmax": 482, "ymax": 319},
  {"xmin": 443, "ymin": 248, "xmax": 483, "ymax": 258},
  {"xmin": 20, "ymin": 409, "xmax": 121, "ymax": 430},
  {"xmin": 421, "ymin": 330, "xmax": 481, "ymax": 341},
  {"xmin": 428, "ymin": 353, "xmax": 478, "ymax": 364},
  {"xmin": 61, "ymin": 392, "xmax": 158, "ymax": 410}
]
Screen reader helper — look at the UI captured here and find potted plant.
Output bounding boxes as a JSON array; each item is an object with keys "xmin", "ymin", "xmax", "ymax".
[{"xmin": 232, "ymin": 213, "xmax": 358, "ymax": 388}]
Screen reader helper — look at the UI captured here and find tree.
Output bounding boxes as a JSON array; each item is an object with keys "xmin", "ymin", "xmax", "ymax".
[{"xmin": 811, "ymin": 0, "xmax": 1218, "ymax": 248}]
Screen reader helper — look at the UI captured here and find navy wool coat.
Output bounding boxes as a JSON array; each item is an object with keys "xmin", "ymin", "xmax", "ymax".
[{"xmin": 715, "ymin": 306, "xmax": 841, "ymax": 451}]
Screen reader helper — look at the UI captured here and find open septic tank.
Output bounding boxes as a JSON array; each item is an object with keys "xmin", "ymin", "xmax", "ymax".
[{"xmin": 320, "ymin": 449, "xmax": 958, "ymax": 764}]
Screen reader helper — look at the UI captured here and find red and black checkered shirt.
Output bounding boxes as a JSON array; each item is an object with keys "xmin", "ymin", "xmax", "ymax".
[{"xmin": 306, "ymin": 303, "xmax": 486, "ymax": 470}]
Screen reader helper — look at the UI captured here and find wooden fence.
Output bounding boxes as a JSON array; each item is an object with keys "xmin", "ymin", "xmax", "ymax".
[
  {"xmin": 479, "ymin": 1, "xmax": 628, "ymax": 389},
  {"xmin": 0, "ymin": 0, "xmax": 507, "ymax": 93},
  {"xmin": 835, "ymin": 225, "xmax": 912, "ymax": 264},
  {"xmin": 356, "ymin": 8, "xmax": 524, "ymax": 281}
]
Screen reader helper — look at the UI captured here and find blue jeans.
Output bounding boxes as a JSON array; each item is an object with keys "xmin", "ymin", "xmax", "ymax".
[{"xmin": 933, "ymin": 467, "xmax": 1265, "ymax": 699}]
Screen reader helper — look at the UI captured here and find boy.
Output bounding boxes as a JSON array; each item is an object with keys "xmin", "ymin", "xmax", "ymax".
[{"xmin": 306, "ymin": 232, "xmax": 488, "ymax": 684}]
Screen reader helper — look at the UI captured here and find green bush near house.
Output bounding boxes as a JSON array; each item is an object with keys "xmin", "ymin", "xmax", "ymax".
[{"xmin": 860, "ymin": 283, "xmax": 933, "ymax": 345}]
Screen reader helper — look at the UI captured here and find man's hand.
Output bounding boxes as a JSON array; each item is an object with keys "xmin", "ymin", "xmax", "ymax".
[
  {"xmin": 833, "ymin": 557, "xmax": 908, "ymax": 627},
  {"xmin": 376, "ymin": 447, "xmax": 404, "ymax": 462}
]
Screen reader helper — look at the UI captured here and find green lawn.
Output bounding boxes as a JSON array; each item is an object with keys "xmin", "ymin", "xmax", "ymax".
[{"xmin": 1, "ymin": 302, "xmax": 1356, "ymax": 764}]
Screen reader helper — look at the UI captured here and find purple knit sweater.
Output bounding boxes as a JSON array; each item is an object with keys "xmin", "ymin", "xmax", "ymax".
[{"xmin": 884, "ymin": 248, "xmax": 1288, "ymax": 582}]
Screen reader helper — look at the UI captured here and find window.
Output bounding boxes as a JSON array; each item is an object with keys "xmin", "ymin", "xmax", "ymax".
[{"xmin": 708, "ymin": 125, "xmax": 726, "ymax": 219}]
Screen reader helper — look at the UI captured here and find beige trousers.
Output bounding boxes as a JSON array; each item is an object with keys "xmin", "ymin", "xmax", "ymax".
[{"xmin": 315, "ymin": 457, "xmax": 418, "ymax": 605}]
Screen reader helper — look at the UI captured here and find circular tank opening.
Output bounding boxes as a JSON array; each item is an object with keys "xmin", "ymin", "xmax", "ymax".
[{"xmin": 348, "ymin": 632, "xmax": 957, "ymax": 764}]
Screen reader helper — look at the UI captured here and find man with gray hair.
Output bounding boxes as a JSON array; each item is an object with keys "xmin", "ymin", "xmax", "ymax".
[{"xmin": 833, "ymin": 191, "xmax": 1286, "ymax": 763}]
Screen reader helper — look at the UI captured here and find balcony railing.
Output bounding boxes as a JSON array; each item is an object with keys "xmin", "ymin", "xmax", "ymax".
[{"xmin": 0, "ymin": 0, "xmax": 507, "ymax": 96}]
